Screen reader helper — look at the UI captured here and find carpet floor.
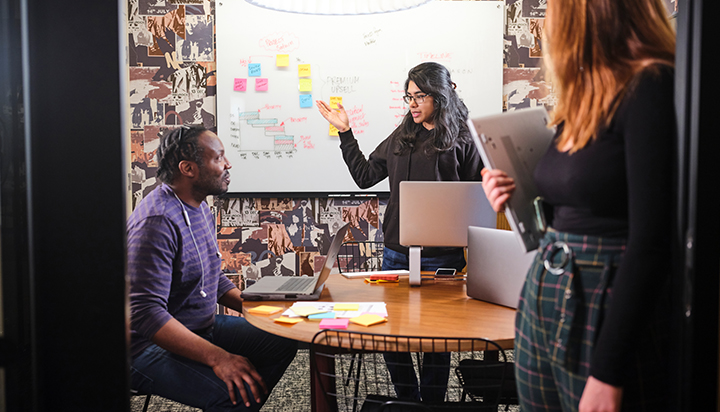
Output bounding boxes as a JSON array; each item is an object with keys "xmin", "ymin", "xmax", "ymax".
[{"xmin": 131, "ymin": 349, "xmax": 519, "ymax": 412}]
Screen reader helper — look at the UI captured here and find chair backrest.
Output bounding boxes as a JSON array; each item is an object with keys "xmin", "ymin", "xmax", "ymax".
[
  {"xmin": 310, "ymin": 330, "xmax": 515, "ymax": 412},
  {"xmin": 336, "ymin": 241, "xmax": 384, "ymax": 274}
]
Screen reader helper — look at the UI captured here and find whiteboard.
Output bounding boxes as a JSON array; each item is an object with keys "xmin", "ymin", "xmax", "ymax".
[{"xmin": 216, "ymin": 0, "xmax": 504, "ymax": 194}]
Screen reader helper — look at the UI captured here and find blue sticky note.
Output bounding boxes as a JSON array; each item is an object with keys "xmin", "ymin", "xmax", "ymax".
[
  {"xmin": 249, "ymin": 63, "xmax": 261, "ymax": 77},
  {"xmin": 309, "ymin": 311, "xmax": 336, "ymax": 321},
  {"xmin": 299, "ymin": 94, "xmax": 313, "ymax": 108}
]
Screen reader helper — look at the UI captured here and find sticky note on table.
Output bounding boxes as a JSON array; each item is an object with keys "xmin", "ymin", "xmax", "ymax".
[
  {"xmin": 274, "ymin": 316, "xmax": 304, "ymax": 325},
  {"xmin": 299, "ymin": 94, "xmax": 313, "ymax": 108},
  {"xmin": 247, "ymin": 305, "xmax": 283, "ymax": 315},
  {"xmin": 291, "ymin": 306, "xmax": 328, "ymax": 317},
  {"xmin": 255, "ymin": 78, "xmax": 268, "ymax": 91},
  {"xmin": 299, "ymin": 78, "xmax": 312, "ymax": 92},
  {"xmin": 308, "ymin": 311, "xmax": 336, "ymax": 321},
  {"xmin": 233, "ymin": 78, "xmax": 247, "ymax": 92},
  {"xmin": 319, "ymin": 318, "xmax": 349, "ymax": 329},
  {"xmin": 350, "ymin": 314, "xmax": 387, "ymax": 327},
  {"xmin": 329, "ymin": 96, "xmax": 343, "ymax": 109},
  {"xmin": 334, "ymin": 303, "xmax": 359, "ymax": 311},
  {"xmin": 276, "ymin": 54, "xmax": 289, "ymax": 67},
  {"xmin": 249, "ymin": 63, "xmax": 261, "ymax": 77},
  {"xmin": 298, "ymin": 64, "xmax": 311, "ymax": 77}
]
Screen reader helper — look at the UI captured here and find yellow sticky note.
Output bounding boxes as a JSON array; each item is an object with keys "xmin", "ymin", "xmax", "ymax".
[
  {"xmin": 290, "ymin": 306, "xmax": 327, "ymax": 317},
  {"xmin": 334, "ymin": 303, "xmax": 360, "ymax": 311},
  {"xmin": 274, "ymin": 316, "xmax": 304, "ymax": 325},
  {"xmin": 298, "ymin": 64, "xmax": 311, "ymax": 77},
  {"xmin": 329, "ymin": 124, "xmax": 339, "ymax": 137},
  {"xmin": 247, "ymin": 305, "xmax": 283, "ymax": 315},
  {"xmin": 350, "ymin": 314, "xmax": 387, "ymax": 327},
  {"xmin": 299, "ymin": 78, "xmax": 312, "ymax": 92},
  {"xmin": 276, "ymin": 54, "xmax": 289, "ymax": 67},
  {"xmin": 329, "ymin": 96, "xmax": 343, "ymax": 109}
]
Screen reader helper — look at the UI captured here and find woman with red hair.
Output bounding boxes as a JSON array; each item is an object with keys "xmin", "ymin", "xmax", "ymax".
[{"xmin": 482, "ymin": 0, "xmax": 676, "ymax": 410}]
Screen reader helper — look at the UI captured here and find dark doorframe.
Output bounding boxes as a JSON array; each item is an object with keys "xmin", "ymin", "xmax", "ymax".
[
  {"xmin": 675, "ymin": 0, "xmax": 720, "ymax": 410},
  {"xmin": 1, "ymin": 0, "xmax": 129, "ymax": 410}
]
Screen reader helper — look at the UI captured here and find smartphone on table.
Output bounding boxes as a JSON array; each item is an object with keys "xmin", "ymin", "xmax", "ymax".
[{"xmin": 434, "ymin": 268, "xmax": 457, "ymax": 277}]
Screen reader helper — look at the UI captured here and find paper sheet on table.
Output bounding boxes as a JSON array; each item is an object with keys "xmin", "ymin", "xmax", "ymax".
[
  {"xmin": 290, "ymin": 306, "xmax": 328, "ymax": 317},
  {"xmin": 283, "ymin": 302, "xmax": 387, "ymax": 318}
]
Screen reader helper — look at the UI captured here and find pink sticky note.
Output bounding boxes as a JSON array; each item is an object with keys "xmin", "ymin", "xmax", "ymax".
[
  {"xmin": 233, "ymin": 78, "xmax": 247, "ymax": 92},
  {"xmin": 255, "ymin": 78, "xmax": 268, "ymax": 91},
  {"xmin": 319, "ymin": 318, "xmax": 349, "ymax": 330}
]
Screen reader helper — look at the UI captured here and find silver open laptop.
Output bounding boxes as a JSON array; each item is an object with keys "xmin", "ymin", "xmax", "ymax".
[
  {"xmin": 466, "ymin": 226, "xmax": 537, "ymax": 309},
  {"xmin": 241, "ymin": 223, "xmax": 350, "ymax": 301},
  {"xmin": 399, "ymin": 181, "xmax": 496, "ymax": 248}
]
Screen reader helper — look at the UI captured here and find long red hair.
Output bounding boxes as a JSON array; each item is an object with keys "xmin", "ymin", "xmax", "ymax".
[{"xmin": 545, "ymin": 0, "xmax": 675, "ymax": 152}]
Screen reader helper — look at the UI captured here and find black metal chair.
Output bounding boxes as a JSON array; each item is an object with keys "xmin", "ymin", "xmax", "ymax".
[
  {"xmin": 310, "ymin": 330, "xmax": 515, "ymax": 412},
  {"xmin": 337, "ymin": 241, "xmax": 384, "ymax": 275},
  {"xmin": 130, "ymin": 389, "xmax": 152, "ymax": 412}
]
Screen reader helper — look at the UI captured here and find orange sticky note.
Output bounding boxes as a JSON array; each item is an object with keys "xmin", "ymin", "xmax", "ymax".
[
  {"xmin": 329, "ymin": 96, "xmax": 343, "ymax": 109},
  {"xmin": 350, "ymin": 314, "xmax": 387, "ymax": 327},
  {"xmin": 276, "ymin": 54, "xmax": 289, "ymax": 67},
  {"xmin": 298, "ymin": 64, "xmax": 311, "ymax": 77},
  {"xmin": 247, "ymin": 305, "xmax": 283, "ymax": 315},
  {"xmin": 274, "ymin": 316, "xmax": 304, "ymax": 324}
]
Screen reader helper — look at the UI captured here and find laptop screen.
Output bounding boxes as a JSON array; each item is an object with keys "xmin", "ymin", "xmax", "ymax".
[{"xmin": 399, "ymin": 181, "xmax": 496, "ymax": 247}]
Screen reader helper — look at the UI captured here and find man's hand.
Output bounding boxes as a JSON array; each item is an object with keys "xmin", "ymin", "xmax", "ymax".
[
  {"xmin": 209, "ymin": 351, "xmax": 268, "ymax": 407},
  {"xmin": 151, "ymin": 318, "xmax": 267, "ymax": 406}
]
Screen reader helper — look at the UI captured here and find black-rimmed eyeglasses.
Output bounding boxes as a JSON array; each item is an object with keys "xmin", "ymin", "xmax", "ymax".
[{"xmin": 403, "ymin": 93, "xmax": 431, "ymax": 104}]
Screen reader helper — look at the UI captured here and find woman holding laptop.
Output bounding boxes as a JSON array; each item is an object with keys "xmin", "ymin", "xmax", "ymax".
[
  {"xmin": 316, "ymin": 62, "xmax": 482, "ymax": 403},
  {"xmin": 482, "ymin": 0, "xmax": 676, "ymax": 411}
]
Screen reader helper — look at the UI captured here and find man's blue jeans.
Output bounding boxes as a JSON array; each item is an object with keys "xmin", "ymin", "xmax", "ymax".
[
  {"xmin": 131, "ymin": 315, "xmax": 297, "ymax": 411},
  {"xmin": 382, "ymin": 247, "xmax": 466, "ymax": 402}
]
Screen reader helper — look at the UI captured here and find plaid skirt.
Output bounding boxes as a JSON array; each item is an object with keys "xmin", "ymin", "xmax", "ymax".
[{"xmin": 514, "ymin": 230, "xmax": 670, "ymax": 411}]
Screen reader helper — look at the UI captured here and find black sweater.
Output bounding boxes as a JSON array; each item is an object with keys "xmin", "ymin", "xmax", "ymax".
[
  {"xmin": 534, "ymin": 65, "xmax": 675, "ymax": 386},
  {"xmin": 338, "ymin": 124, "xmax": 483, "ymax": 256}
]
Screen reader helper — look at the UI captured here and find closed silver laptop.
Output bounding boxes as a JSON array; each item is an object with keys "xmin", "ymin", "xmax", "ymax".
[
  {"xmin": 466, "ymin": 226, "xmax": 537, "ymax": 308},
  {"xmin": 467, "ymin": 107, "xmax": 555, "ymax": 251}
]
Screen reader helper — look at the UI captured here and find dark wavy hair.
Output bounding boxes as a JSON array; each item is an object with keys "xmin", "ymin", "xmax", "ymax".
[
  {"xmin": 395, "ymin": 62, "xmax": 470, "ymax": 156},
  {"xmin": 156, "ymin": 125, "xmax": 208, "ymax": 184}
]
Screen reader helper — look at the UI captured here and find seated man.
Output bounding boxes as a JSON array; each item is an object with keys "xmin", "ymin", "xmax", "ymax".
[{"xmin": 128, "ymin": 125, "xmax": 297, "ymax": 411}]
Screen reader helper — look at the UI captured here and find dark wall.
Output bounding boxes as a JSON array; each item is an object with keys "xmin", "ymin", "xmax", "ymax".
[{"xmin": 1, "ymin": 0, "xmax": 130, "ymax": 410}]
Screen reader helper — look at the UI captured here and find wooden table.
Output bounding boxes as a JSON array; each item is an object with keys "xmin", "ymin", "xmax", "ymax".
[{"xmin": 242, "ymin": 273, "xmax": 516, "ymax": 411}]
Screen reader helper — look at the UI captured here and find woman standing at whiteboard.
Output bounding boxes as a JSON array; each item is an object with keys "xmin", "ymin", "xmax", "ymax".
[
  {"xmin": 317, "ymin": 62, "xmax": 482, "ymax": 403},
  {"xmin": 482, "ymin": 0, "xmax": 676, "ymax": 410}
]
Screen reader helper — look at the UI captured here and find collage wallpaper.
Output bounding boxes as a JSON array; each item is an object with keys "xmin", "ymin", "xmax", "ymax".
[{"xmin": 127, "ymin": 0, "xmax": 676, "ymax": 301}]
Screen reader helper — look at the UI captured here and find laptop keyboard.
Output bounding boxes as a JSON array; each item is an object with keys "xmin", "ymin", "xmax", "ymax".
[{"xmin": 275, "ymin": 276, "xmax": 315, "ymax": 292}]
